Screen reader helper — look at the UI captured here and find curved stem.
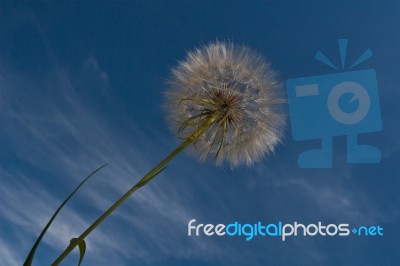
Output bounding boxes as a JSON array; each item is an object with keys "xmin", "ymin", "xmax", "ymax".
[{"xmin": 51, "ymin": 116, "xmax": 216, "ymax": 266}]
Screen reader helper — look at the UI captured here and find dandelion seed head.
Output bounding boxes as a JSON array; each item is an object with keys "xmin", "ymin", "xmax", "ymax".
[{"xmin": 165, "ymin": 42, "xmax": 286, "ymax": 167}]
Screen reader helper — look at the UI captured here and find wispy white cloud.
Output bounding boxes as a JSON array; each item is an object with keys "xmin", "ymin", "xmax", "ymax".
[
  {"xmin": 0, "ymin": 51, "xmax": 227, "ymax": 265},
  {"xmin": 0, "ymin": 238, "xmax": 20, "ymax": 266},
  {"xmin": 276, "ymin": 177, "xmax": 383, "ymax": 223}
]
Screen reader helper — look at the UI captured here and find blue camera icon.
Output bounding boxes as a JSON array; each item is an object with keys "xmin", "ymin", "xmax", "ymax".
[{"xmin": 286, "ymin": 40, "xmax": 382, "ymax": 168}]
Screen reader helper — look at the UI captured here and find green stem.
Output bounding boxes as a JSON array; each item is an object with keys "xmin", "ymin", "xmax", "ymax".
[{"xmin": 51, "ymin": 116, "xmax": 216, "ymax": 266}]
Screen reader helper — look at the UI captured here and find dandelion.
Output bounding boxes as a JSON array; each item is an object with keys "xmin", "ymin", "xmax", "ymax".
[
  {"xmin": 28, "ymin": 42, "xmax": 285, "ymax": 266},
  {"xmin": 166, "ymin": 41, "xmax": 286, "ymax": 166}
]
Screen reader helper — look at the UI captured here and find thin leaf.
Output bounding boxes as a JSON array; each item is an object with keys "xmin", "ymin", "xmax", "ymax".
[
  {"xmin": 23, "ymin": 163, "xmax": 108, "ymax": 266},
  {"xmin": 69, "ymin": 238, "xmax": 86, "ymax": 266}
]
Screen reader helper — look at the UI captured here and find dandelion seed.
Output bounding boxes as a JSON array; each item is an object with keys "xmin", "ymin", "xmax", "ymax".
[{"xmin": 166, "ymin": 41, "xmax": 286, "ymax": 166}]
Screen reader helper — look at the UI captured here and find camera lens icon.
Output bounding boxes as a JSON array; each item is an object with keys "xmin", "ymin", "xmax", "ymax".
[{"xmin": 327, "ymin": 81, "xmax": 371, "ymax": 125}]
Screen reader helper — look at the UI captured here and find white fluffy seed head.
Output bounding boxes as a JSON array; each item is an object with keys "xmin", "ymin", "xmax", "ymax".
[{"xmin": 165, "ymin": 41, "xmax": 286, "ymax": 167}]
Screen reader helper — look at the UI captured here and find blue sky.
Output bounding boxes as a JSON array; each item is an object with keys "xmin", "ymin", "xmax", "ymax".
[{"xmin": 0, "ymin": 1, "xmax": 399, "ymax": 265}]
